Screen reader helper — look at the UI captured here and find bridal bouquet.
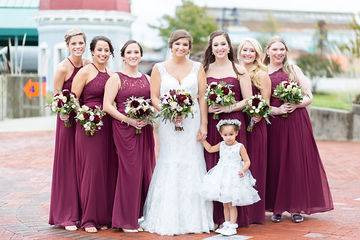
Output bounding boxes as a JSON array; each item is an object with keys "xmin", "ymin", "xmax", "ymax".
[
  {"xmin": 243, "ymin": 94, "xmax": 271, "ymax": 132},
  {"xmin": 75, "ymin": 105, "xmax": 106, "ymax": 136},
  {"xmin": 124, "ymin": 96, "xmax": 157, "ymax": 135},
  {"xmin": 273, "ymin": 81, "xmax": 303, "ymax": 117},
  {"xmin": 159, "ymin": 89, "xmax": 194, "ymax": 131},
  {"xmin": 50, "ymin": 89, "xmax": 79, "ymax": 127},
  {"xmin": 205, "ymin": 81, "xmax": 236, "ymax": 119}
]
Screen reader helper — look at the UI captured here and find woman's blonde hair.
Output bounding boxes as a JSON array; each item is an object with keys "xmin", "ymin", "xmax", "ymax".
[
  {"xmin": 263, "ymin": 36, "xmax": 296, "ymax": 82},
  {"xmin": 168, "ymin": 29, "xmax": 193, "ymax": 50},
  {"xmin": 238, "ymin": 38, "xmax": 267, "ymax": 90},
  {"xmin": 64, "ymin": 28, "xmax": 86, "ymax": 45}
]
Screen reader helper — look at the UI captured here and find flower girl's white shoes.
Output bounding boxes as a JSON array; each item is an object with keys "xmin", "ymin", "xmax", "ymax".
[
  {"xmin": 219, "ymin": 223, "xmax": 238, "ymax": 236},
  {"xmin": 215, "ymin": 221, "xmax": 230, "ymax": 233}
]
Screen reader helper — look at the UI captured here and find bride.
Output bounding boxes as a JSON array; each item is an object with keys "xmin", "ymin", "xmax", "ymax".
[{"xmin": 141, "ymin": 29, "xmax": 214, "ymax": 235}]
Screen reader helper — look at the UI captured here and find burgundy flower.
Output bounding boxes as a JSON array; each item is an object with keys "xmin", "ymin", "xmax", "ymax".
[
  {"xmin": 188, "ymin": 96, "xmax": 193, "ymax": 105},
  {"xmin": 83, "ymin": 112, "xmax": 90, "ymax": 120},
  {"xmin": 176, "ymin": 94, "xmax": 187, "ymax": 104},
  {"xmin": 62, "ymin": 89, "xmax": 70, "ymax": 97},
  {"xmin": 138, "ymin": 108, "xmax": 145, "ymax": 117},
  {"xmin": 210, "ymin": 83, "xmax": 217, "ymax": 89},
  {"xmin": 209, "ymin": 93, "xmax": 217, "ymax": 101},
  {"xmin": 252, "ymin": 97, "xmax": 261, "ymax": 108},
  {"xmin": 130, "ymin": 100, "xmax": 140, "ymax": 108},
  {"xmin": 169, "ymin": 89, "xmax": 176, "ymax": 96},
  {"xmin": 54, "ymin": 93, "xmax": 60, "ymax": 97},
  {"xmin": 222, "ymin": 87, "xmax": 230, "ymax": 95},
  {"xmin": 57, "ymin": 100, "xmax": 64, "ymax": 108},
  {"xmin": 94, "ymin": 115, "xmax": 101, "ymax": 124}
]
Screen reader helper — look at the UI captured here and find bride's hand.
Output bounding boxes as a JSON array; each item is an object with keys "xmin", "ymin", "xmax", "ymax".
[{"xmin": 197, "ymin": 124, "xmax": 207, "ymax": 141}]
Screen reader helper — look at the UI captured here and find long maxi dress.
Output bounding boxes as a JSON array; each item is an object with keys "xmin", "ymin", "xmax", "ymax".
[
  {"xmin": 75, "ymin": 64, "xmax": 116, "ymax": 228},
  {"xmin": 266, "ymin": 68, "xmax": 333, "ymax": 215},
  {"xmin": 141, "ymin": 61, "xmax": 214, "ymax": 235},
  {"xmin": 204, "ymin": 76, "xmax": 249, "ymax": 227},
  {"xmin": 246, "ymin": 85, "xmax": 267, "ymax": 224},
  {"xmin": 49, "ymin": 58, "xmax": 81, "ymax": 227},
  {"xmin": 111, "ymin": 72, "xmax": 155, "ymax": 229}
]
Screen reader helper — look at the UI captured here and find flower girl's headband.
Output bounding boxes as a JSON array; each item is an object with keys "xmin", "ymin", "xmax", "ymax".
[{"xmin": 216, "ymin": 119, "xmax": 242, "ymax": 132}]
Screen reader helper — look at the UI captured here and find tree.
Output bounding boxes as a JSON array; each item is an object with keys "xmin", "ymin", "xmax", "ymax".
[
  {"xmin": 296, "ymin": 53, "xmax": 342, "ymax": 92},
  {"xmin": 338, "ymin": 17, "xmax": 360, "ymax": 58},
  {"xmin": 151, "ymin": 0, "xmax": 218, "ymax": 53}
]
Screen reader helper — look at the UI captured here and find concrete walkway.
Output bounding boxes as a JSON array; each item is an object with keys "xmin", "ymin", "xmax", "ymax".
[{"xmin": 0, "ymin": 117, "xmax": 359, "ymax": 239}]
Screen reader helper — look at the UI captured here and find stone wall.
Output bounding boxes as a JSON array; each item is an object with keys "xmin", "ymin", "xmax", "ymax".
[{"xmin": 309, "ymin": 106, "xmax": 359, "ymax": 141}]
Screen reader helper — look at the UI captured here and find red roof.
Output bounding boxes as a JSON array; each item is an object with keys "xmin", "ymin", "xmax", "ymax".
[{"xmin": 39, "ymin": 0, "xmax": 130, "ymax": 12}]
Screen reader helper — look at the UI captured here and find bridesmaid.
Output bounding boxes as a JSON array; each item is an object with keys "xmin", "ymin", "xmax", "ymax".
[
  {"xmin": 237, "ymin": 38, "xmax": 271, "ymax": 224},
  {"xmin": 202, "ymin": 30, "xmax": 252, "ymax": 229},
  {"xmin": 49, "ymin": 28, "xmax": 88, "ymax": 231},
  {"xmin": 71, "ymin": 36, "xmax": 117, "ymax": 233},
  {"xmin": 103, "ymin": 40, "xmax": 155, "ymax": 232},
  {"xmin": 264, "ymin": 36, "xmax": 333, "ymax": 223}
]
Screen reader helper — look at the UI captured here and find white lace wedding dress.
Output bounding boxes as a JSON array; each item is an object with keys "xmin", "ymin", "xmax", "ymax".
[{"xmin": 141, "ymin": 61, "xmax": 214, "ymax": 235}]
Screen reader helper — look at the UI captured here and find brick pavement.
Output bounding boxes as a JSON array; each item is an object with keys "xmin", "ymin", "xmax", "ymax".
[{"xmin": 0, "ymin": 131, "xmax": 359, "ymax": 240}]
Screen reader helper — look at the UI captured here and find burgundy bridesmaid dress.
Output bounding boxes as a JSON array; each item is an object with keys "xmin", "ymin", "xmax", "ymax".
[
  {"xmin": 266, "ymin": 68, "xmax": 333, "ymax": 215},
  {"xmin": 111, "ymin": 72, "xmax": 155, "ymax": 229},
  {"xmin": 75, "ymin": 64, "xmax": 117, "ymax": 228},
  {"xmin": 246, "ymin": 85, "xmax": 267, "ymax": 224},
  {"xmin": 49, "ymin": 58, "xmax": 81, "ymax": 227},
  {"xmin": 205, "ymin": 76, "xmax": 249, "ymax": 227}
]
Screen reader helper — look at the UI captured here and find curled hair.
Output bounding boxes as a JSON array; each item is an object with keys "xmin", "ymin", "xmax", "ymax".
[
  {"xmin": 168, "ymin": 29, "xmax": 193, "ymax": 50},
  {"xmin": 237, "ymin": 38, "xmax": 267, "ymax": 90},
  {"xmin": 90, "ymin": 36, "xmax": 114, "ymax": 56},
  {"xmin": 263, "ymin": 36, "xmax": 296, "ymax": 82},
  {"xmin": 202, "ymin": 30, "xmax": 242, "ymax": 78},
  {"xmin": 120, "ymin": 40, "xmax": 143, "ymax": 57},
  {"xmin": 64, "ymin": 28, "xmax": 86, "ymax": 45}
]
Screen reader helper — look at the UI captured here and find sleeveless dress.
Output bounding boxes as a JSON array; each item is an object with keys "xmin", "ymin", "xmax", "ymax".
[
  {"xmin": 200, "ymin": 142, "xmax": 260, "ymax": 206},
  {"xmin": 49, "ymin": 58, "xmax": 81, "ymax": 227},
  {"xmin": 205, "ymin": 76, "xmax": 249, "ymax": 226},
  {"xmin": 111, "ymin": 72, "xmax": 155, "ymax": 229},
  {"xmin": 266, "ymin": 68, "xmax": 333, "ymax": 215},
  {"xmin": 246, "ymin": 85, "xmax": 267, "ymax": 224},
  {"xmin": 141, "ymin": 61, "xmax": 214, "ymax": 235},
  {"xmin": 75, "ymin": 65, "xmax": 116, "ymax": 228}
]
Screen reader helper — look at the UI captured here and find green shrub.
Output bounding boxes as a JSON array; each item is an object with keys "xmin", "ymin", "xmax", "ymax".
[
  {"xmin": 296, "ymin": 53, "xmax": 342, "ymax": 78},
  {"xmin": 353, "ymin": 93, "xmax": 360, "ymax": 104}
]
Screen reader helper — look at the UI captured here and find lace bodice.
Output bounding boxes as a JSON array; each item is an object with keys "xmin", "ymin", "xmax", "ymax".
[
  {"xmin": 218, "ymin": 141, "xmax": 243, "ymax": 167},
  {"xmin": 156, "ymin": 61, "xmax": 201, "ymax": 98}
]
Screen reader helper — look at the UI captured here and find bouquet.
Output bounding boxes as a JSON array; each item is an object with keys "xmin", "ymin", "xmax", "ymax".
[
  {"xmin": 75, "ymin": 105, "xmax": 106, "ymax": 136},
  {"xmin": 205, "ymin": 81, "xmax": 236, "ymax": 119},
  {"xmin": 243, "ymin": 94, "xmax": 271, "ymax": 132},
  {"xmin": 159, "ymin": 89, "xmax": 194, "ymax": 131},
  {"xmin": 50, "ymin": 89, "xmax": 79, "ymax": 127},
  {"xmin": 124, "ymin": 96, "xmax": 157, "ymax": 135},
  {"xmin": 273, "ymin": 81, "xmax": 304, "ymax": 117}
]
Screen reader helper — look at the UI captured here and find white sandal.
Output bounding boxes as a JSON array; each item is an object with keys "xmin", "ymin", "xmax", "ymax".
[
  {"xmin": 85, "ymin": 226, "xmax": 98, "ymax": 233},
  {"xmin": 65, "ymin": 225, "xmax": 77, "ymax": 231}
]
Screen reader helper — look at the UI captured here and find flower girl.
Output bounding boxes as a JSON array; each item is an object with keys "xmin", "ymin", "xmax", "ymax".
[{"xmin": 199, "ymin": 119, "xmax": 260, "ymax": 236}]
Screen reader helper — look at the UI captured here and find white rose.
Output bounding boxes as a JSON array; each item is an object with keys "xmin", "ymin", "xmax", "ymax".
[
  {"xmin": 89, "ymin": 115, "xmax": 95, "ymax": 121},
  {"xmin": 78, "ymin": 114, "xmax": 84, "ymax": 121}
]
